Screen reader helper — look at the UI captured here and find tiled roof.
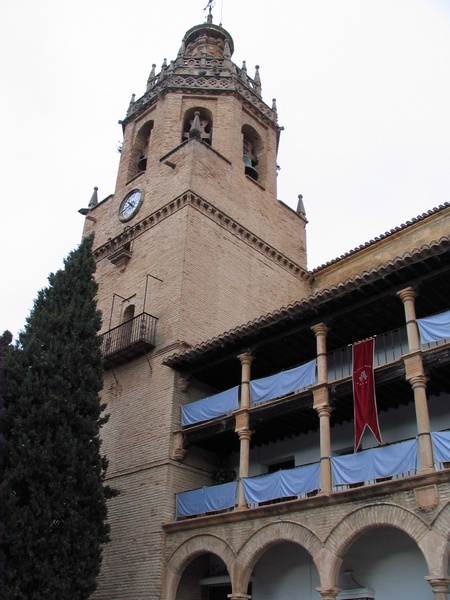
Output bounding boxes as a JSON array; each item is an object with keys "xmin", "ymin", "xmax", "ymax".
[{"xmin": 311, "ymin": 202, "xmax": 450, "ymax": 272}]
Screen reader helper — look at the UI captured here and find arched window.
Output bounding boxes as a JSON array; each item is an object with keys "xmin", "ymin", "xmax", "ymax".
[
  {"xmin": 242, "ymin": 124, "xmax": 264, "ymax": 184},
  {"xmin": 127, "ymin": 121, "xmax": 154, "ymax": 181},
  {"xmin": 182, "ymin": 107, "xmax": 213, "ymax": 145}
]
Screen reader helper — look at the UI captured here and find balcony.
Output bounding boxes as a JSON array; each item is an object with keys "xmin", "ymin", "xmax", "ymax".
[
  {"xmin": 174, "ymin": 431, "xmax": 450, "ymax": 519},
  {"xmin": 179, "ymin": 325, "xmax": 450, "ymax": 437},
  {"xmin": 327, "ymin": 327, "xmax": 409, "ymax": 383},
  {"xmin": 101, "ymin": 312, "xmax": 158, "ymax": 368}
]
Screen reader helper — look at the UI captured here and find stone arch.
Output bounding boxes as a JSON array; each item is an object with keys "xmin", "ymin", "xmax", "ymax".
[
  {"xmin": 429, "ymin": 499, "xmax": 450, "ymax": 575},
  {"xmin": 164, "ymin": 534, "xmax": 236, "ymax": 600},
  {"xmin": 325, "ymin": 502, "xmax": 437, "ymax": 586},
  {"xmin": 431, "ymin": 499, "xmax": 450, "ymax": 540},
  {"xmin": 236, "ymin": 520, "xmax": 323, "ymax": 592}
]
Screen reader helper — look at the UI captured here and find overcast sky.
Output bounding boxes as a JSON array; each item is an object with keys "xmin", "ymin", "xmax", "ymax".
[{"xmin": 1, "ymin": 0, "xmax": 450, "ymax": 338}]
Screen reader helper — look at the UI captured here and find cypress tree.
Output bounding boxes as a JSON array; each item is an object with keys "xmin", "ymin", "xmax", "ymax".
[{"xmin": 1, "ymin": 235, "xmax": 115, "ymax": 600}]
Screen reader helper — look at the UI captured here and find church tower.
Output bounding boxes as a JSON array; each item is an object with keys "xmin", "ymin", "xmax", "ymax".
[{"xmin": 81, "ymin": 11, "xmax": 312, "ymax": 599}]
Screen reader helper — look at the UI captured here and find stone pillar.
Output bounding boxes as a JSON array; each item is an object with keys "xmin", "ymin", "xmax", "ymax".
[
  {"xmin": 425, "ymin": 577, "xmax": 450, "ymax": 599},
  {"xmin": 238, "ymin": 352, "xmax": 254, "ymax": 409},
  {"xmin": 312, "ymin": 323, "xmax": 329, "ymax": 385},
  {"xmin": 317, "ymin": 587, "xmax": 341, "ymax": 600},
  {"xmin": 316, "ymin": 403, "xmax": 333, "ymax": 494},
  {"xmin": 409, "ymin": 372, "xmax": 435, "ymax": 473},
  {"xmin": 236, "ymin": 426, "xmax": 252, "ymax": 509},
  {"xmin": 312, "ymin": 324, "xmax": 333, "ymax": 494},
  {"xmin": 228, "ymin": 594, "xmax": 251, "ymax": 600},
  {"xmin": 398, "ymin": 287, "xmax": 434, "ymax": 473},
  {"xmin": 236, "ymin": 352, "xmax": 254, "ymax": 509},
  {"xmin": 397, "ymin": 287, "xmax": 421, "ymax": 352}
]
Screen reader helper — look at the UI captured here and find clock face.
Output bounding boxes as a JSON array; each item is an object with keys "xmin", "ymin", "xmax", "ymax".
[{"xmin": 119, "ymin": 189, "xmax": 143, "ymax": 222}]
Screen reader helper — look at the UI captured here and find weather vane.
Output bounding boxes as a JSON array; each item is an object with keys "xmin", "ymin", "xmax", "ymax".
[{"xmin": 204, "ymin": 0, "xmax": 215, "ymax": 13}]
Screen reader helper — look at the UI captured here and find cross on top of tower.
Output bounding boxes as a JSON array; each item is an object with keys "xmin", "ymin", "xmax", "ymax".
[{"xmin": 204, "ymin": 0, "xmax": 215, "ymax": 24}]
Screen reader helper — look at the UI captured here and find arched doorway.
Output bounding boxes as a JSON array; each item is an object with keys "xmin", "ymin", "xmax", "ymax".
[
  {"xmin": 175, "ymin": 553, "xmax": 242, "ymax": 600},
  {"xmin": 251, "ymin": 541, "xmax": 320, "ymax": 599},
  {"xmin": 338, "ymin": 526, "xmax": 432, "ymax": 599}
]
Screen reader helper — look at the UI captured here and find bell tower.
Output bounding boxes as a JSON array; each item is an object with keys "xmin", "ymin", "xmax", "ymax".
[{"xmin": 81, "ymin": 12, "xmax": 312, "ymax": 600}]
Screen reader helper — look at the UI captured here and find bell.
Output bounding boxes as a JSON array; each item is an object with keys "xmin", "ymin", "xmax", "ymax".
[
  {"xmin": 243, "ymin": 154, "xmax": 258, "ymax": 180},
  {"xmin": 138, "ymin": 153, "xmax": 148, "ymax": 172}
]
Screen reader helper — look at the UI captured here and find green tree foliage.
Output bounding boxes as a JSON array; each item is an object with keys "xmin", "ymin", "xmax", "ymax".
[{"xmin": 0, "ymin": 235, "xmax": 116, "ymax": 600}]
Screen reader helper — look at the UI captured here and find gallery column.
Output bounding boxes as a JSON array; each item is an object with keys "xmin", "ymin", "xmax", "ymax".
[
  {"xmin": 236, "ymin": 352, "xmax": 254, "ymax": 509},
  {"xmin": 397, "ymin": 287, "xmax": 434, "ymax": 473},
  {"xmin": 311, "ymin": 323, "xmax": 333, "ymax": 495}
]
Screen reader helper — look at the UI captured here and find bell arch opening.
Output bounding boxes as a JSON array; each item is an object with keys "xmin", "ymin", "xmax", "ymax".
[
  {"xmin": 242, "ymin": 124, "xmax": 265, "ymax": 184},
  {"xmin": 127, "ymin": 120, "xmax": 154, "ymax": 180},
  {"xmin": 182, "ymin": 107, "xmax": 213, "ymax": 145}
]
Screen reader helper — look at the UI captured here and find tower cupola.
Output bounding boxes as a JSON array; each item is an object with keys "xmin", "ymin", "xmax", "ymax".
[{"xmin": 123, "ymin": 14, "xmax": 275, "ymax": 129}]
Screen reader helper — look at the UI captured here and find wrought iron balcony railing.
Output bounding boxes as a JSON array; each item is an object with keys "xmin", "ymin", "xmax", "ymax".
[{"xmin": 101, "ymin": 312, "xmax": 158, "ymax": 368}]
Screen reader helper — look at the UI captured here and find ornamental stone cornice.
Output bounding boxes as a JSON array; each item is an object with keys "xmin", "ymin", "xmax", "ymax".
[
  {"xmin": 123, "ymin": 72, "xmax": 277, "ymax": 129},
  {"xmin": 93, "ymin": 191, "xmax": 312, "ymax": 284}
]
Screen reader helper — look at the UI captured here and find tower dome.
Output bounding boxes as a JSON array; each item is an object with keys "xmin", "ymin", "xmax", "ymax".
[
  {"xmin": 182, "ymin": 18, "xmax": 234, "ymax": 58},
  {"xmin": 125, "ymin": 14, "xmax": 275, "ymax": 127}
]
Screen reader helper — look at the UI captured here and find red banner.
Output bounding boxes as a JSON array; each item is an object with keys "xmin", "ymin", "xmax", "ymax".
[{"xmin": 352, "ymin": 337, "xmax": 382, "ymax": 451}]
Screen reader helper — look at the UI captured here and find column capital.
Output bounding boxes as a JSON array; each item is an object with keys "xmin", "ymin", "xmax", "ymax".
[
  {"xmin": 316, "ymin": 404, "xmax": 333, "ymax": 418},
  {"xmin": 237, "ymin": 429, "xmax": 253, "ymax": 442},
  {"xmin": 237, "ymin": 351, "xmax": 254, "ymax": 366},
  {"xmin": 409, "ymin": 374, "xmax": 428, "ymax": 390},
  {"xmin": 397, "ymin": 286, "xmax": 417, "ymax": 304},
  {"xmin": 311, "ymin": 322, "xmax": 330, "ymax": 337}
]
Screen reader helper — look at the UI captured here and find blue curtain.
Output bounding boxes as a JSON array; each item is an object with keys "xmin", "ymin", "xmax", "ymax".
[
  {"xmin": 176, "ymin": 481, "xmax": 237, "ymax": 517},
  {"xmin": 331, "ymin": 439, "xmax": 417, "ymax": 486},
  {"xmin": 417, "ymin": 309, "xmax": 450, "ymax": 344},
  {"xmin": 432, "ymin": 431, "xmax": 450, "ymax": 462},
  {"xmin": 181, "ymin": 386, "xmax": 239, "ymax": 426},
  {"xmin": 242, "ymin": 462, "xmax": 320, "ymax": 503},
  {"xmin": 250, "ymin": 359, "xmax": 316, "ymax": 405}
]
